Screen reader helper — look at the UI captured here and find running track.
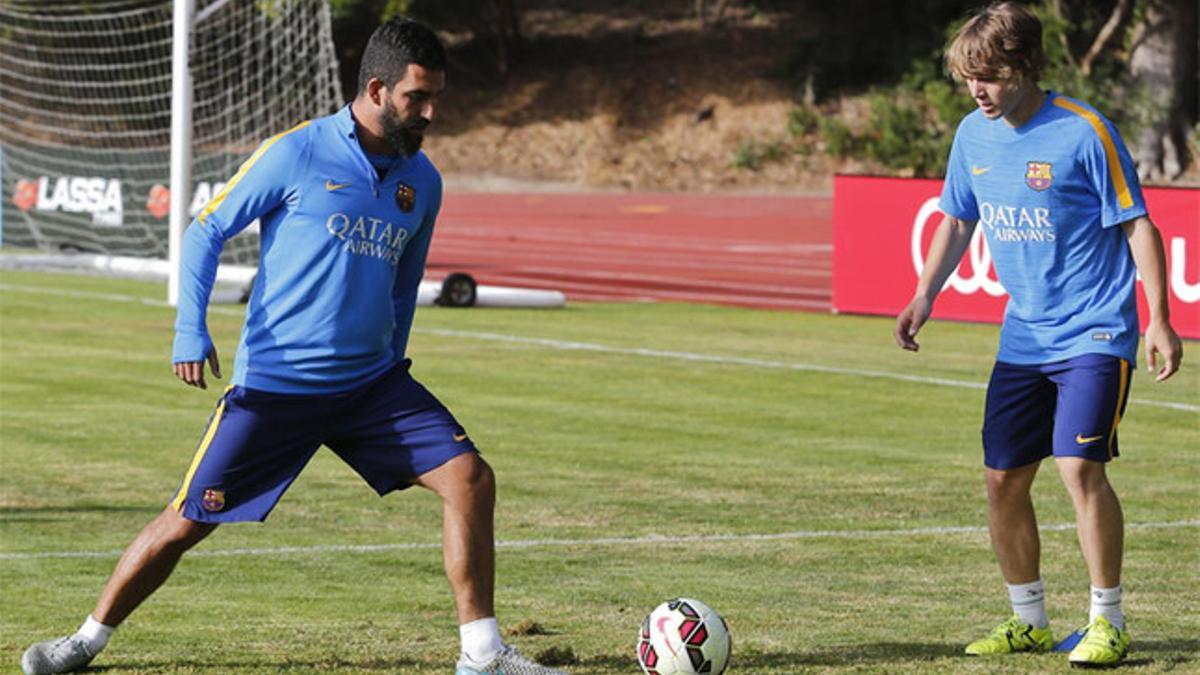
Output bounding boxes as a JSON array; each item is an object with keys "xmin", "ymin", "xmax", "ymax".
[{"xmin": 427, "ymin": 192, "xmax": 832, "ymax": 311}]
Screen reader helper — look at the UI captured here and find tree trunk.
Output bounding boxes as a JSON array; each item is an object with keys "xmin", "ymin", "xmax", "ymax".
[
  {"xmin": 493, "ymin": 0, "xmax": 521, "ymax": 74},
  {"xmin": 695, "ymin": 0, "xmax": 730, "ymax": 30},
  {"xmin": 1127, "ymin": 0, "xmax": 1198, "ymax": 181},
  {"xmin": 1080, "ymin": 0, "xmax": 1131, "ymax": 75}
]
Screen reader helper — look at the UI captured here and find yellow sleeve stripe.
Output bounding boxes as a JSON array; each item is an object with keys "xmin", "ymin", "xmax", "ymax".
[
  {"xmin": 1051, "ymin": 97, "xmax": 1133, "ymax": 209},
  {"xmin": 197, "ymin": 120, "xmax": 312, "ymax": 226},
  {"xmin": 1106, "ymin": 359, "xmax": 1130, "ymax": 459},
  {"xmin": 170, "ymin": 393, "xmax": 230, "ymax": 512}
]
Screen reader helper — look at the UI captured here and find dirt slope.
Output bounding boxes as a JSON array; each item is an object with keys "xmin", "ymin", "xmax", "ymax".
[{"xmin": 423, "ymin": 2, "xmax": 836, "ymax": 194}]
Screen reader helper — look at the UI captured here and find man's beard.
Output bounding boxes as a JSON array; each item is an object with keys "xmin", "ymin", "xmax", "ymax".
[{"xmin": 381, "ymin": 99, "xmax": 427, "ymax": 157}]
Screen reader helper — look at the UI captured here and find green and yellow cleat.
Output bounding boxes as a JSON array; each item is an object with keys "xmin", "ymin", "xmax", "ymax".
[
  {"xmin": 965, "ymin": 614, "xmax": 1055, "ymax": 655},
  {"xmin": 1068, "ymin": 615, "xmax": 1129, "ymax": 668}
]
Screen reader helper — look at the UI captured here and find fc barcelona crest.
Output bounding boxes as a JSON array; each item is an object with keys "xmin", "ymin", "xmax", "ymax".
[
  {"xmin": 395, "ymin": 183, "xmax": 416, "ymax": 213},
  {"xmin": 1025, "ymin": 161, "xmax": 1053, "ymax": 191},
  {"xmin": 202, "ymin": 489, "xmax": 225, "ymax": 512}
]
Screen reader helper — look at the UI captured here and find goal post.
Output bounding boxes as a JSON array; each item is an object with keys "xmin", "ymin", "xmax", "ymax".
[
  {"xmin": 0, "ymin": 0, "xmax": 344, "ymax": 304},
  {"xmin": 169, "ymin": 0, "xmax": 194, "ymax": 307}
]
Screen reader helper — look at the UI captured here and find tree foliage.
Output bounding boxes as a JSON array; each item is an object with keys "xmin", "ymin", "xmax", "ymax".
[
  {"xmin": 801, "ymin": 0, "xmax": 1195, "ymax": 179},
  {"xmin": 327, "ymin": 0, "xmax": 522, "ymax": 98},
  {"xmin": 327, "ymin": 0, "xmax": 413, "ymax": 22}
]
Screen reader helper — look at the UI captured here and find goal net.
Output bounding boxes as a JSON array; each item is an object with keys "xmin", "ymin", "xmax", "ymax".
[{"xmin": 0, "ymin": 0, "xmax": 343, "ymax": 268}]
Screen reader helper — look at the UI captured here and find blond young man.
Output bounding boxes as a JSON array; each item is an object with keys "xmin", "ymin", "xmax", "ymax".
[{"xmin": 894, "ymin": 1, "xmax": 1182, "ymax": 667}]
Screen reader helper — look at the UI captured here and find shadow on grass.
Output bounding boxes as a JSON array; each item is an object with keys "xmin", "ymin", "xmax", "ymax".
[
  {"xmin": 1122, "ymin": 639, "xmax": 1200, "ymax": 669},
  {"xmin": 67, "ymin": 640, "xmax": 1198, "ymax": 673},
  {"xmin": 0, "ymin": 505, "xmax": 159, "ymax": 523},
  {"xmin": 82, "ymin": 656, "xmax": 421, "ymax": 672},
  {"xmin": 756, "ymin": 640, "xmax": 1200, "ymax": 667},
  {"xmin": 735, "ymin": 642, "xmax": 963, "ymax": 668},
  {"xmin": 570, "ymin": 642, "xmax": 962, "ymax": 671},
  {"xmin": 1135, "ymin": 639, "xmax": 1200, "ymax": 653},
  {"xmin": 570, "ymin": 639, "xmax": 1198, "ymax": 671}
]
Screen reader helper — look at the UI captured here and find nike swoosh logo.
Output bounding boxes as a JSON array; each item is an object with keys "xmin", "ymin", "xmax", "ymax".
[
  {"xmin": 325, "ymin": 180, "xmax": 351, "ymax": 191},
  {"xmin": 971, "ymin": 166, "xmax": 991, "ymax": 176},
  {"xmin": 453, "ymin": 433, "xmax": 468, "ymax": 442},
  {"xmin": 655, "ymin": 616, "xmax": 679, "ymax": 655},
  {"xmin": 1076, "ymin": 433, "xmax": 1104, "ymax": 444}
]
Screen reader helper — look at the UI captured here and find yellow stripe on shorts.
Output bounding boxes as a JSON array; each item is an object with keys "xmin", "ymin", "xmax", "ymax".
[
  {"xmin": 171, "ymin": 393, "xmax": 230, "ymax": 511},
  {"xmin": 1051, "ymin": 97, "xmax": 1133, "ymax": 209},
  {"xmin": 1106, "ymin": 359, "xmax": 1130, "ymax": 459},
  {"xmin": 197, "ymin": 120, "xmax": 311, "ymax": 226}
]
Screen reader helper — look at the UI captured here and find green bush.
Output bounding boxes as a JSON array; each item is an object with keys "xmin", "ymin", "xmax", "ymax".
[
  {"xmin": 730, "ymin": 140, "xmax": 788, "ymax": 172},
  {"xmin": 807, "ymin": 57, "xmax": 973, "ymax": 177},
  {"xmin": 787, "ymin": 105, "xmax": 821, "ymax": 139},
  {"xmin": 817, "ymin": 116, "xmax": 858, "ymax": 159}
]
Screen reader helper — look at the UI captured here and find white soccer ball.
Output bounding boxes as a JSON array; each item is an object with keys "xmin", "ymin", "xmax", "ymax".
[{"xmin": 636, "ymin": 598, "xmax": 731, "ymax": 674}]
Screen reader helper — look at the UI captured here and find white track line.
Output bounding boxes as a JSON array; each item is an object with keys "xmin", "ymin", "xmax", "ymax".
[
  {"xmin": 2, "ymin": 520, "xmax": 1196, "ymax": 561},
  {"xmin": 430, "ymin": 271, "xmax": 830, "ymax": 301},
  {"xmin": 428, "ymin": 277, "xmax": 830, "ymax": 309},
  {"xmin": 494, "ymin": 265, "xmax": 831, "ymax": 295},
  {"xmin": 432, "ymin": 231, "xmax": 830, "ymax": 263},
  {"xmin": 439, "ymin": 222, "xmax": 832, "ymax": 255},
  {"xmin": 432, "ymin": 244, "xmax": 832, "ymax": 279},
  {"xmin": 2, "ymin": 282, "xmax": 1196, "ymax": 413}
]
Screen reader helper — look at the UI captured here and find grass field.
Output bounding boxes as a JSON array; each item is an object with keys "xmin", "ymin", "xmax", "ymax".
[{"xmin": 1, "ymin": 268, "xmax": 1197, "ymax": 674}]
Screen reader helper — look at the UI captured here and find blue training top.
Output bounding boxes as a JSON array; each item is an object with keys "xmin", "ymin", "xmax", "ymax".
[
  {"xmin": 173, "ymin": 104, "xmax": 443, "ymax": 394},
  {"xmin": 940, "ymin": 91, "xmax": 1146, "ymax": 365}
]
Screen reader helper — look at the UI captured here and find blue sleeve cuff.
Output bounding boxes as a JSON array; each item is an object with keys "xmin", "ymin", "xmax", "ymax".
[{"xmin": 172, "ymin": 332, "xmax": 212, "ymax": 364}]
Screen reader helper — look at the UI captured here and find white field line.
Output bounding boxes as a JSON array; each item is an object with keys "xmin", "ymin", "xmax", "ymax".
[
  {"xmin": 420, "ymin": 328, "xmax": 1198, "ymax": 413},
  {"xmin": 2, "ymin": 520, "xmax": 1197, "ymax": 562},
  {"xmin": 2, "ymin": 282, "xmax": 1196, "ymax": 414}
]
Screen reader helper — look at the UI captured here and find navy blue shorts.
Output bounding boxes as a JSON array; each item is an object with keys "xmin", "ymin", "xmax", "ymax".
[
  {"xmin": 982, "ymin": 354, "xmax": 1131, "ymax": 470},
  {"xmin": 170, "ymin": 361, "xmax": 478, "ymax": 523}
]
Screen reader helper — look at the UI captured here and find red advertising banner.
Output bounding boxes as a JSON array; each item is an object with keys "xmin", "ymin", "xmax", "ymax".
[{"xmin": 833, "ymin": 175, "xmax": 1200, "ymax": 339}]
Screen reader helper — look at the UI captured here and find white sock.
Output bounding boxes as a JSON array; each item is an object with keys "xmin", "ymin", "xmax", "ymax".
[
  {"xmin": 459, "ymin": 617, "xmax": 503, "ymax": 664},
  {"xmin": 1007, "ymin": 579, "xmax": 1049, "ymax": 629},
  {"xmin": 76, "ymin": 615, "xmax": 114, "ymax": 653},
  {"xmin": 1089, "ymin": 584, "xmax": 1124, "ymax": 629}
]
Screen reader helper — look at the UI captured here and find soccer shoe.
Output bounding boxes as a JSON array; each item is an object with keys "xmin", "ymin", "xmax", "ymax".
[
  {"xmin": 21, "ymin": 635, "xmax": 97, "ymax": 675},
  {"xmin": 1068, "ymin": 616, "xmax": 1130, "ymax": 668},
  {"xmin": 964, "ymin": 614, "xmax": 1054, "ymax": 655},
  {"xmin": 455, "ymin": 645, "xmax": 569, "ymax": 674}
]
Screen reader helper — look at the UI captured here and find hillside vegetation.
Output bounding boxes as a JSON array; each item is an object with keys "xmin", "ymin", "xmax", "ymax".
[{"xmin": 329, "ymin": 0, "xmax": 1200, "ymax": 193}]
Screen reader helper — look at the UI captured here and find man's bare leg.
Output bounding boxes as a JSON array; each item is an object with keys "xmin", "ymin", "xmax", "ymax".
[
  {"xmin": 963, "ymin": 461, "xmax": 1055, "ymax": 655},
  {"xmin": 416, "ymin": 453, "xmax": 566, "ymax": 674},
  {"xmin": 22, "ymin": 507, "xmax": 216, "ymax": 674},
  {"xmin": 415, "ymin": 452, "xmax": 496, "ymax": 624},
  {"xmin": 93, "ymin": 506, "xmax": 218, "ymax": 626},
  {"xmin": 1056, "ymin": 456, "xmax": 1124, "ymax": 630},
  {"xmin": 985, "ymin": 461, "xmax": 1043, "ymax": 584}
]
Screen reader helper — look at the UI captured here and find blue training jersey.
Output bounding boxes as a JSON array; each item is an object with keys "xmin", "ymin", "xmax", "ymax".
[
  {"xmin": 173, "ymin": 104, "xmax": 443, "ymax": 394},
  {"xmin": 940, "ymin": 91, "xmax": 1146, "ymax": 365}
]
